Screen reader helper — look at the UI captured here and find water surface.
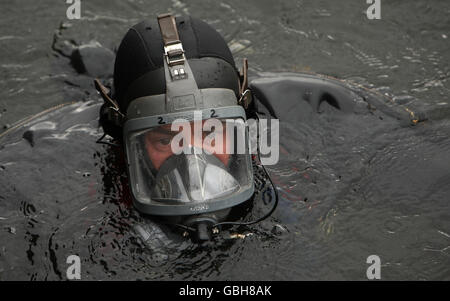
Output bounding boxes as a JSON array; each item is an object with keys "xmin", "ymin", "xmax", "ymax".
[{"xmin": 0, "ymin": 0, "xmax": 449, "ymax": 280}]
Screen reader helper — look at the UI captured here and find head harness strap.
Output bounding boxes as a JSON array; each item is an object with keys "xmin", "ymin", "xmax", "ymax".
[{"xmin": 93, "ymin": 13, "xmax": 253, "ymax": 130}]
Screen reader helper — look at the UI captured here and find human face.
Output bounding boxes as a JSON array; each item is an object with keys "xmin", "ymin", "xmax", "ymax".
[{"xmin": 144, "ymin": 120, "xmax": 231, "ymax": 170}]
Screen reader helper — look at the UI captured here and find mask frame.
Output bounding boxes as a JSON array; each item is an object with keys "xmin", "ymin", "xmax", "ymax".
[{"xmin": 123, "ymin": 105, "xmax": 254, "ymax": 216}]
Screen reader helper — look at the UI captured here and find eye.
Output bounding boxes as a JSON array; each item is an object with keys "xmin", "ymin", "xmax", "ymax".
[{"xmin": 159, "ymin": 138, "xmax": 172, "ymax": 145}]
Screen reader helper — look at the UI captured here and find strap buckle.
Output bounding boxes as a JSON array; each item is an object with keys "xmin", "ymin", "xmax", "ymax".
[
  {"xmin": 94, "ymin": 79, "xmax": 125, "ymax": 126},
  {"xmin": 164, "ymin": 42, "xmax": 186, "ymax": 66},
  {"xmin": 238, "ymin": 89, "xmax": 252, "ymax": 110},
  {"xmin": 238, "ymin": 58, "xmax": 252, "ymax": 109},
  {"xmin": 158, "ymin": 13, "xmax": 186, "ymax": 67},
  {"xmin": 158, "ymin": 13, "xmax": 187, "ymax": 80}
]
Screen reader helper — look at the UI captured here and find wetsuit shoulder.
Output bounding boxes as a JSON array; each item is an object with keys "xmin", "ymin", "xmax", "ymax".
[{"xmin": 248, "ymin": 74, "xmax": 356, "ymax": 120}]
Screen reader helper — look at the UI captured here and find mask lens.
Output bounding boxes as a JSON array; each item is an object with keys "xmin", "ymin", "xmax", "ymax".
[{"xmin": 126, "ymin": 118, "xmax": 252, "ymax": 208}]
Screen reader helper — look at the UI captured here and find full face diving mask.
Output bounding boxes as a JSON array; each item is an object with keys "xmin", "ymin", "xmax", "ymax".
[{"xmin": 95, "ymin": 13, "xmax": 255, "ymax": 237}]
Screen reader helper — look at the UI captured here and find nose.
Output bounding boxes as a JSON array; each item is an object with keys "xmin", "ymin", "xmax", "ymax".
[{"xmin": 186, "ymin": 131, "xmax": 230, "ymax": 167}]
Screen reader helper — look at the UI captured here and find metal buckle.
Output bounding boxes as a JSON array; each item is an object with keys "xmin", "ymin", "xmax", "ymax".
[
  {"xmin": 164, "ymin": 42, "xmax": 186, "ymax": 66},
  {"xmin": 107, "ymin": 106, "xmax": 125, "ymax": 126},
  {"xmin": 238, "ymin": 89, "xmax": 252, "ymax": 109},
  {"xmin": 164, "ymin": 42, "xmax": 188, "ymax": 80}
]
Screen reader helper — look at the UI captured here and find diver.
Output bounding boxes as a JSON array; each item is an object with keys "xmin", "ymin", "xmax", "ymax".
[
  {"xmin": 0, "ymin": 11, "xmax": 426, "ymax": 278},
  {"xmin": 94, "ymin": 13, "xmax": 278, "ymax": 241}
]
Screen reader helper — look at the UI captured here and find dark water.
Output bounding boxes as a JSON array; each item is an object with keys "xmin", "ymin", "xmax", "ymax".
[{"xmin": 1, "ymin": 0, "xmax": 449, "ymax": 280}]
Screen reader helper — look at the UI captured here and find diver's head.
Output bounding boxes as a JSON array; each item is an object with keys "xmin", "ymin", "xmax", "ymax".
[{"xmin": 95, "ymin": 13, "xmax": 254, "ymax": 240}]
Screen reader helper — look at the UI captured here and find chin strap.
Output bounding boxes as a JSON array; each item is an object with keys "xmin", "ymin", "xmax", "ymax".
[{"xmin": 94, "ymin": 78, "xmax": 125, "ymax": 127}]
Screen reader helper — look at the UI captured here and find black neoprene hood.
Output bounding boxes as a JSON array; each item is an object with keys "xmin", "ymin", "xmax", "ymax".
[{"xmin": 113, "ymin": 15, "xmax": 241, "ymax": 112}]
